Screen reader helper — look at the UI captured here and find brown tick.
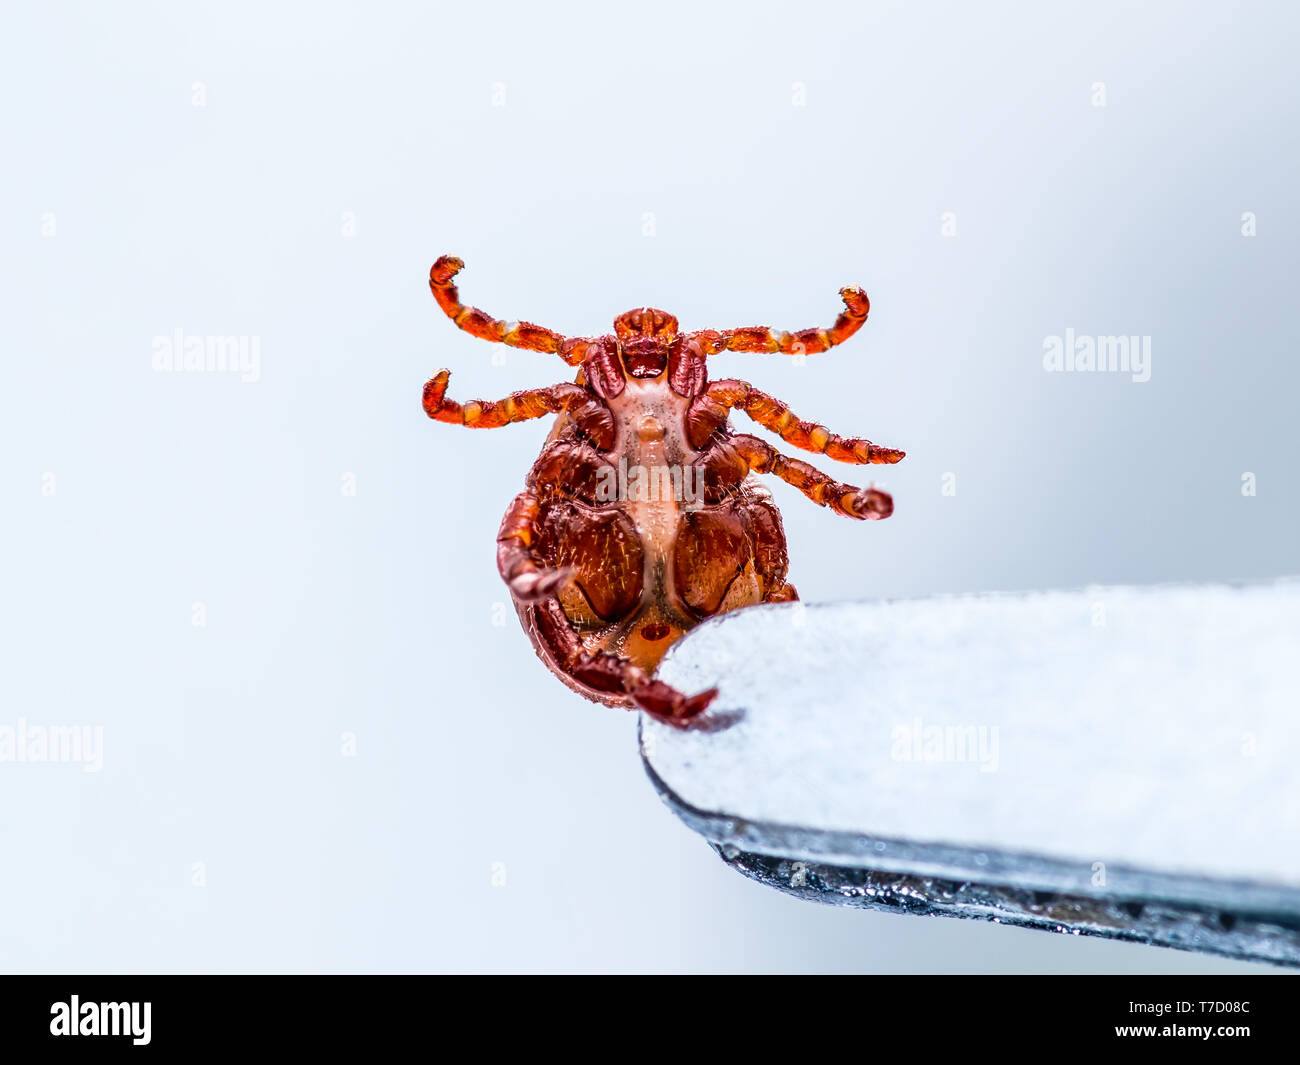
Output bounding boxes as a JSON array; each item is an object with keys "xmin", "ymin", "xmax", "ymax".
[{"xmin": 423, "ymin": 256, "xmax": 904, "ymax": 726}]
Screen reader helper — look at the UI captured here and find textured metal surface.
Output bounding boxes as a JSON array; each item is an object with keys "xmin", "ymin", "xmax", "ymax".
[
  {"xmin": 642, "ymin": 579, "xmax": 1300, "ymax": 965},
  {"xmin": 708, "ymin": 847, "xmax": 1300, "ymax": 966}
]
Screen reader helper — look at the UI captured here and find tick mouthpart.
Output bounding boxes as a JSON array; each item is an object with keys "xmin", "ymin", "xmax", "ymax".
[
  {"xmin": 614, "ymin": 307, "xmax": 679, "ymax": 339},
  {"xmin": 622, "ymin": 337, "xmax": 668, "ymax": 378}
]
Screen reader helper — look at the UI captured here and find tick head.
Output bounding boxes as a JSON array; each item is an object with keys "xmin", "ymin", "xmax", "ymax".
[
  {"xmin": 613, "ymin": 308, "xmax": 678, "ymax": 379},
  {"xmin": 619, "ymin": 336, "xmax": 668, "ymax": 378},
  {"xmin": 614, "ymin": 307, "xmax": 678, "ymax": 340}
]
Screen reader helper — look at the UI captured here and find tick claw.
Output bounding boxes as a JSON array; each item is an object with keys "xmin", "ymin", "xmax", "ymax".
[
  {"xmin": 680, "ymin": 686, "xmax": 720, "ymax": 719},
  {"xmin": 423, "ymin": 370, "xmax": 452, "ymax": 418},
  {"xmin": 430, "ymin": 255, "xmax": 464, "ymax": 285},
  {"xmin": 838, "ymin": 285, "xmax": 870, "ymax": 319},
  {"xmin": 851, "ymin": 486, "xmax": 893, "ymax": 520},
  {"xmin": 509, "ymin": 566, "xmax": 572, "ymax": 602},
  {"xmin": 633, "ymin": 680, "xmax": 719, "ymax": 727},
  {"xmin": 534, "ymin": 567, "xmax": 573, "ymax": 597}
]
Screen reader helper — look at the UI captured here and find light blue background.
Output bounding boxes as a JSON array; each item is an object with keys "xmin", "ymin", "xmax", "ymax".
[{"xmin": 2, "ymin": 0, "xmax": 1296, "ymax": 972}]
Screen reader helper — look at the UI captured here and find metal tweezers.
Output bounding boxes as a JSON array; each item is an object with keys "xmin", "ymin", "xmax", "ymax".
[{"xmin": 641, "ymin": 579, "xmax": 1300, "ymax": 967}]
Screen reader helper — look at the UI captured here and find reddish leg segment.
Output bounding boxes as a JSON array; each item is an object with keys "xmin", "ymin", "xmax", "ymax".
[
  {"xmin": 533, "ymin": 599, "xmax": 718, "ymax": 726},
  {"xmin": 497, "ymin": 490, "xmax": 572, "ymax": 602},
  {"xmin": 430, "ymin": 256, "xmax": 590, "ymax": 365},
  {"xmin": 688, "ymin": 285, "xmax": 870, "ymax": 357},
  {"xmin": 705, "ymin": 379, "xmax": 905, "ymax": 464},
  {"xmin": 744, "ymin": 493, "xmax": 798, "ymax": 603},
  {"xmin": 423, "ymin": 370, "xmax": 615, "ymax": 447},
  {"xmin": 728, "ymin": 434, "xmax": 894, "ymax": 520}
]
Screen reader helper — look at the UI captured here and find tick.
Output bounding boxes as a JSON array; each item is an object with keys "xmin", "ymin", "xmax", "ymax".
[{"xmin": 423, "ymin": 256, "xmax": 904, "ymax": 726}]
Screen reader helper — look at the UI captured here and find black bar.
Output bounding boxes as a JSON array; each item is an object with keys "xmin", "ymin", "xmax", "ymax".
[{"xmin": 0, "ymin": 976, "xmax": 1291, "ymax": 1052}]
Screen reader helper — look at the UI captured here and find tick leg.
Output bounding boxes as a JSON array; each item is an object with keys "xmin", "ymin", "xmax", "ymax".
[
  {"xmin": 426, "ymin": 371, "xmax": 595, "ymax": 429},
  {"xmin": 534, "ymin": 599, "xmax": 718, "ymax": 727},
  {"xmin": 430, "ymin": 255, "xmax": 590, "ymax": 365},
  {"xmin": 688, "ymin": 285, "xmax": 870, "ymax": 357},
  {"xmin": 705, "ymin": 379, "xmax": 904, "ymax": 464},
  {"xmin": 730, "ymin": 434, "xmax": 894, "ymax": 521},
  {"xmin": 497, "ymin": 490, "xmax": 572, "ymax": 602},
  {"xmin": 742, "ymin": 491, "xmax": 798, "ymax": 602}
]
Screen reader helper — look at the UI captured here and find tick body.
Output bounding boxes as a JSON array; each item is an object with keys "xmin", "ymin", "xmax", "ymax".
[{"xmin": 423, "ymin": 256, "xmax": 904, "ymax": 726}]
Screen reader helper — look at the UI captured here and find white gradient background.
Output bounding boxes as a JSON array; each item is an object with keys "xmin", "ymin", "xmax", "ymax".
[{"xmin": 2, "ymin": 1, "xmax": 1297, "ymax": 973}]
